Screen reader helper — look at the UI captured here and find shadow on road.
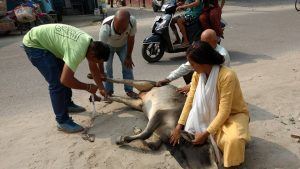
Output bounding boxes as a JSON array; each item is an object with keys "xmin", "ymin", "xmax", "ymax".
[
  {"xmin": 81, "ymin": 101, "xmax": 300, "ymax": 169},
  {"xmin": 245, "ymin": 136, "xmax": 300, "ymax": 168},
  {"xmin": 148, "ymin": 54, "xmax": 186, "ymax": 66},
  {"xmin": 149, "ymin": 50, "xmax": 274, "ymax": 67},
  {"xmin": 247, "ymin": 103, "xmax": 274, "ymax": 122},
  {"xmin": 229, "ymin": 50, "xmax": 273, "ymax": 66},
  {"xmin": 227, "ymin": 0, "xmax": 295, "ymax": 7}
]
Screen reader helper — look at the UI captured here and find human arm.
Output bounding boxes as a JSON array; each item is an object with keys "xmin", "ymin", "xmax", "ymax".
[
  {"xmin": 60, "ymin": 64, "xmax": 98, "ymax": 93},
  {"xmin": 177, "ymin": 0, "xmax": 200, "ymax": 11},
  {"xmin": 170, "ymin": 73, "xmax": 199, "ymax": 146},
  {"xmin": 207, "ymin": 71, "xmax": 236, "ymax": 134},
  {"xmin": 192, "ymin": 130, "xmax": 210, "ymax": 145},
  {"xmin": 177, "ymin": 83, "xmax": 191, "ymax": 95},
  {"xmin": 170, "ymin": 124, "xmax": 184, "ymax": 146},
  {"xmin": 167, "ymin": 62, "xmax": 194, "ymax": 81},
  {"xmin": 124, "ymin": 17, "xmax": 137, "ymax": 69},
  {"xmin": 124, "ymin": 35, "xmax": 135, "ymax": 69},
  {"xmin": 157, "ymin": 62, "xmax": 193, "ymax": 86},
  {"xmin": 87, "ymin": 58, "xmax": 107, "ymax": 97}
]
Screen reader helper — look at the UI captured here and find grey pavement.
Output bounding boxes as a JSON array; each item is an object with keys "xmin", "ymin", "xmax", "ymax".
[
  {"xmin": 0, "ymin": 2, "xmax": 300, "ymax": 168},
  {"xmin": 1, "ymin": 2, "xmax": 300, "ymax": 117}
]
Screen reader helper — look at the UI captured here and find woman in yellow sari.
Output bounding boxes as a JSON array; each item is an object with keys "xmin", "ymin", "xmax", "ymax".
[{"xmin": 170, "ymin": 41, "xmax": 250, "ymax": 168}]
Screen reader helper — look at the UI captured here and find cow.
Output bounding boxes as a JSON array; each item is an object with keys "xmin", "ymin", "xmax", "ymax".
[{"xmin": 95, "ymin": 78, "xmax": 221, "ymax": 169}]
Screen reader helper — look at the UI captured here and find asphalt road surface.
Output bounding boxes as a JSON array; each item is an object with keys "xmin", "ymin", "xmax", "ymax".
[{"xmin": 1, "ymin": 1, "xmax": 299, "ymax": 117}]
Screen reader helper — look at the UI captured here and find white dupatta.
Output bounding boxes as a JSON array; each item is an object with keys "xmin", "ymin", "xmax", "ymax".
[
  {"xmin": 184, "ymin": 65, "xmax": 219, "ymax": 134},
  {"xmin": 184, "ymin": 65, "xmax": 222, "ymax": 165}
]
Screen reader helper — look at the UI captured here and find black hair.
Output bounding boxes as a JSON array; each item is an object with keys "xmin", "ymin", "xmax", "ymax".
[
  {"xmin": 186, "ymin": 41, "xmax": 224, "ymax": 65},
  {"xmin": 91, "ymin": 41, "xmax": 110, "ymax": 62}
]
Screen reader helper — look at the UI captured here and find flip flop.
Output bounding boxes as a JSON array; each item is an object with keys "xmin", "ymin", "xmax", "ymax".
[{"xmin": 81, "ymin": 133, "xmax": 95, "ymax": 142}]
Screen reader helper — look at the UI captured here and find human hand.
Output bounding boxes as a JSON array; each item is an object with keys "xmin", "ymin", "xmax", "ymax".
[
  {"xmin": 156, "ymin": 79, "xmax": 171, "ymax": 87},
  {"xmin": 192, "ymin": 131, "xmax": 209, "ymax": 145},
  {"xmin": 124, "ymin": 57, "xmax": 135, "ymax": 69},
  {"xmin": 89, "ymin": 94, "xmax": 102, "ymax": 102},
  {"xmin": 169, "ymin": 124, "xmax": 183, "ymax": 146},
  {"xmin": 99, "ymin": 89, "xmax": 108, "ymax": 97},
  {"xmin": 176, "ymin": 84, "xmax": 191, "ymax": 95},
  {"xmin": 87, "ymin": 72, "xmax": 106, "ymax": 81},
  {"xmin": 87, "ymin": 84, "xmax": 98, "ymax": 94},
  {"xmin": 100, "ymin": 74, "xmax": 107, "ymax": 81}
]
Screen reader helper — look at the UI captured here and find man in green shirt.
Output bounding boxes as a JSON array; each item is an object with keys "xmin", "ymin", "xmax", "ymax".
[{"xmin": 23, "ymin": 24, "xmax": 110, "ymax": 133}]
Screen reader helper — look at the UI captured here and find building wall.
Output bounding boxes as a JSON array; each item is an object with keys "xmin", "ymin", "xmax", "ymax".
[
  {"xmin": 62, "ymin": 0, "xmax": 153, "ymax": 15},
  {"xmin": 124, "ymin": 0, "xmax": 152, "ymax": 7}
]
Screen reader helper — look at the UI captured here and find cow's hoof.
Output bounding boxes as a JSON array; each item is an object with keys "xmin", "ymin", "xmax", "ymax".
[
  {"xmin": 133, "ymin": 127, "xmax": 142, "ymax": 135},
  {"xmin": 116, "ymin": 136, "xmax": 125, "ymax": 145},
  {"xmin": 147, "ymin": 142, "xmax": 160, "ymax": 150}
]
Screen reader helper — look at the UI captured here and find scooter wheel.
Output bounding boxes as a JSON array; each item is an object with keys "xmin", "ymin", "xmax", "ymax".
[{"xmin": 142, "ymin": 43, "xmax": 164, "ymax": 63}]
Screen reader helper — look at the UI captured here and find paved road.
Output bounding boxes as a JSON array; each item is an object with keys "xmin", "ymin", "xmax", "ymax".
[
  {"xmin": 1, "ymin": 1, "xmax": 299, "ymax": 117},
  {"xmin": 0, "ymin": 1, "xmax": 300, "ymax": 168}
]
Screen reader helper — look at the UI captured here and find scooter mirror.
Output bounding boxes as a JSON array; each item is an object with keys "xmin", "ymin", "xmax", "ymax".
[{"xmin": 161, "ymin": 4, "xmax": 168, "ymax": 11}]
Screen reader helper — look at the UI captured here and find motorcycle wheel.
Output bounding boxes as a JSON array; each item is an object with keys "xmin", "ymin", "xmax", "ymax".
[
  {"xmin": 296, "ymin": 0, "xmax": 300, "ymax": 11},
  {"xmin": 142, "ymin": 43, "xmax": 164, "ymax": 63}
]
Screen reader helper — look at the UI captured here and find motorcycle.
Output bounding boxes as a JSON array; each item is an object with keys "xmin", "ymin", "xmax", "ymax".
[
  {"xmin": 0, "ymin": 15, "xmax": 16, "ymax": 35},
  {"xmin": 142, "ymin": 1, "xmax": 226, "ymax": 63},
  {"xmin": 5, "ymin": 2, "xmax": 54, "ymax": 35}
]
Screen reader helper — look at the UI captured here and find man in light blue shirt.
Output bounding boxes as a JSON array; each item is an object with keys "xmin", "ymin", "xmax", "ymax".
[{"xmin": 157, "ymin": 29, "xmax": 230, "ymax": 93}]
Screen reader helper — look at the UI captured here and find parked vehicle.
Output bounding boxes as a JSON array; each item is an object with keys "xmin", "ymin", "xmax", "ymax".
[
  {"xmin": 0, "ymin": 15, "xmax": 16, "ymax": 35},
  {"xmin": 0, "ymin": 0, "xmax": 15, "ymax": 35},
  {"xmin": 142, "ymin": 1, "xmax": 226, "ymax": 63},
  {"xmin": 296, "ymin": 0, "xmax": 300, "ymax": 11},
  {"xmin": 5, "ymin": 2, "xmax": 54, "ymax": 34}
]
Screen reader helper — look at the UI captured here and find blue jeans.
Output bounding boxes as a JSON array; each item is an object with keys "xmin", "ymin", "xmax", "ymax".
[
  {"xmin": 105, "ymin": 44, "xmax": 134, "ymax": 93},
  {"xmin": 24, "ymin": 45, "xmax": 72, "ymax": 124}
]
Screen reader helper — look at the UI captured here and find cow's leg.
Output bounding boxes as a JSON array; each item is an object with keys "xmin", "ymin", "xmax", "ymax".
[
  {"xmin": 106, "ymin": 78, "xmax": 156, "ymax": 92},
  {"xmin": 109, "ymin": 96, "xmax": 143, "ymax": 111},
  {"xmin": 116, "ymin": 112, "xmax": 161, "ymax": 144},
  {"xmin": 147, "ymin": 133, "xmax": 163, "ymax": 150}
]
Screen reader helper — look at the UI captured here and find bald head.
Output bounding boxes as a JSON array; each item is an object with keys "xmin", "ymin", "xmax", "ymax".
[
  {"xmin": 114, "ymin": 9, "xmax": 131, "ymax": 34},
  {"xmin": 200, "ymin": 29, "xmax": 218, "ymax": 48}
]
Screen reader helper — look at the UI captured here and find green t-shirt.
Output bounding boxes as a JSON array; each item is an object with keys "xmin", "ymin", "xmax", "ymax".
[
  {"xmin": 185, "ymin": 0, "xmax": 203, "ymax": 18},
  {"xmin": 23, "ymin": 24, "xmax": 93, "ymax": 72}
]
